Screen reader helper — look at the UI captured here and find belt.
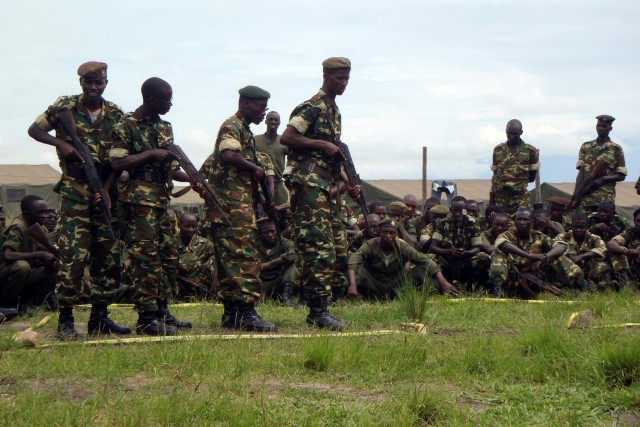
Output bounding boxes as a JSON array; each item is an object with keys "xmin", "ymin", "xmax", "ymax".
[
  {"xmin": 131, "ymin": 170, "xmax": 166, "ymax": 184},
  {"xmin": 295, "ymin": 160, "xmax": 336, "ymax": 180}
]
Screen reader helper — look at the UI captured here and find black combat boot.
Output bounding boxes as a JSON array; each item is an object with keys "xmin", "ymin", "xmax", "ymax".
[
  {"xmin": 136, "ymin": 311, "xmax": 177, "ymax": 336},
  {"xmin": 330, "ymin": 286, "xmax": 346, "ymax": 303},
  {"xmin": 306, "ymin": 296, "xmax": 348, "ymax": 331},
  {"xmin": 220, "ymin": 300, "xmax": 239, "ymax": 329},
  {"xmin": 573, "ymin": 275, "xmax": 591, "ymax": 292},
  {"xmin": 279, "ymin": 282, "xmax": 294, "ymax": 306},
  {"xmin": 615, "ymin": 269, "xmax": 633, "ymax": 291},
  {"xmin": 489, "ymin": 279, "xmax": 505, "ymax": 298},
  {"xmin": 57, "ymin": 307, "xmax": 78, "ymax": 339},
  {"xmin": 157, "ymin": 299, "xmax": 192, "ymax": 329},
  {"xmin": 224, "ymin": 301, "xmax": 277, "ymax": 332},
  {"xmin": 88, "ymin": 304, "xmax": 131, "ymax": 335}
]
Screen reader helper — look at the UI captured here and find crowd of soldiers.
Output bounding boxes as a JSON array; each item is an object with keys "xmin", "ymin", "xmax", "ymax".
[{"xmin": 0, "ymin": 57, "xmax": 639, "ymax": 335}]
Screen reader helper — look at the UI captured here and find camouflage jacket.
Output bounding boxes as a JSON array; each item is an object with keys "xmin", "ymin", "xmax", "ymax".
[
  {"xmin": 176, "ymin": 234, "xmax": 216, "ymax": 283},
  {"xmin": 553, "ymin": 231, "xmax": 606, "ymax": 259},
  {"xmin": 491, "ymin": 139, "xmax": 539, "ymax": 193},
  {"xmin": 349, "ymin": 238, "xmax": 440, "ymax": 278},
  {"xmin": 286, "ymin": 88, "xmax": 342, "ymax": 191},
  {"xmin": 611, "ymin": 228, "xmax": 640, "ymax": 250},
  {"xmin": 587, "ymin": 213, "xmax": 630, "ymax": 242},
  {"xmin": 110, "ymin": 107, "xmax": 175, "ymax": 208},
  {"xmin": 34, "ymin": 94, "xmax": 124, "ymax": 203},
  {"xmin": 495, "ymin": 228, "xmax": 557, "ymax": 266},
  {"xmin": 432, "ymin": 214, "xmax": 482, "ymax": 249},
  {"xmin": 257, "ymin": 237, "xmax": 296, "ymax": 264},
  {"xmin": 576, "ymin": 139, "xmax": 627, "ymax": 207},
  {"xmin": 206, "ymin": 112, "xmax": 258, "ymax": 225}
]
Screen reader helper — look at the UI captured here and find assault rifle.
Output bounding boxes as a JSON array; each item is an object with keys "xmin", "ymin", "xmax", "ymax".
[
  {"xmin": 164, "ymin": 144, "xmax": 230, "ymax": 225},
  {"xmin": 58, "ymin": 110, "xmax": 114, "ymax": 239},
  {"xmin": 252, "ymin": 149, "xmax": 282, "ymax": 239},
  {"xmin": 566, "ymin": 159, "xmax": 608, "ymax": 212},
  {"xmin": 519, "ymin": 271, "xmax": 564, "ymax": 297},
  {"xmin": 28, "ymin": 222, "xmax": 62, "ymax": 260}
]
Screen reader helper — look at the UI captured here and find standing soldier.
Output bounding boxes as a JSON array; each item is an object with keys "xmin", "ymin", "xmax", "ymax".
[
  {"xmin": 254, "ymin": 111, "xmax": 289, "ymax": 205},
  {"xmin": 571, "ymin": 115, "xmax": 627, "ymax": 213},
  {"xmin": 490, "ymin": 119, "xmax": 539, "ymax": 216},
  {"xmin": 27, "ymin": 61, "xmax": 129, "ymax": 338},
  {"xmin": 281, "ymin": 57, "xmax": 362, "ymax": 331},
  {"xmin": 110, "ymin": 77, "xmax": 192, "ymax": 335},
  {"xmin": 205, "ymin": 85, "xmax": 276, "ymax": 332}
]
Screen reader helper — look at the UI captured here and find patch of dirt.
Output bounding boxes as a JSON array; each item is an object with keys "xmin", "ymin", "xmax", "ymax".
[
  {"xmin": 121, "ymin": 372, "xmax": 158, "ymax": 391},
  {"xmin": 263, "ymin": 378, "xmax": 388, "ymax": 403},
  {"xmin": 616, "ymin": 411, "xmax": 640, "ymax": 426},
  {"xmin": 25, "ymin": 378, "xmax": 93, "ymax": 401},
  {"xmin": 1, "ymin": 393, "xmax": 16, "ymax": 404}
]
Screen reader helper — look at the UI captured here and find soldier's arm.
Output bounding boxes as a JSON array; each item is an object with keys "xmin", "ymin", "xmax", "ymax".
[{"xmin": 281, "ymin": 125, "xmax": 339, "ymax": 157}]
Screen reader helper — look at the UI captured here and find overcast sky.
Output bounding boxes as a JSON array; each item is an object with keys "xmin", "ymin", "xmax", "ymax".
[{"xmin": 1, "ymin": 0, "xmax": 638, "ymax": 186}]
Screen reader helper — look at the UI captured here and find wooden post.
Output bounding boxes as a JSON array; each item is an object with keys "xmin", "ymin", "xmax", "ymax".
[
  {"xmin": 535, "ymin": 167, "xmax": 542, "ymax": 204},
  {"xmin": 422, "ymin": 147, "xmax": 427, "ymax": 209}
]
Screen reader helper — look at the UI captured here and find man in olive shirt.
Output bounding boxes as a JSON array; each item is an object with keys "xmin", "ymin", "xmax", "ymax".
[{"xmin": 254, "ymin": 111, "xmax": 289, "ymax": 205}]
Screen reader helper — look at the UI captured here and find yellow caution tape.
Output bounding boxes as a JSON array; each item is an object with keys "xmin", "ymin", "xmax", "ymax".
[
  {"xmin": 445, "ymin": 298, "xmax": 580, "ymax": 304},
  {"xmin": 594, "ymin": 323, "xmax": 640, "ymax": 329}
]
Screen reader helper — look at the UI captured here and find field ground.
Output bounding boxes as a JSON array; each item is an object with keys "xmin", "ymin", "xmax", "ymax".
[{"xmin": 1, "ymin": 291, "xmax": 640, "ymax": 426}]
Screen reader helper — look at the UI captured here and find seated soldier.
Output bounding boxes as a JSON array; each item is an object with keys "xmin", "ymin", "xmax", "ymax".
[
  {"xmin": 419, "ymin": 204, "xmax": 449, "ymax": 253},
  {"xmin": 429, "ymin": 196, "xmax": 491, "ymax": 292},
  {"xmin": 175, "ymin": 212, "xmax": 217, "ymax": 301},
  {"xmin": 388, "ymin": 201, "xmax": 418, "ymax": 247},
  {"xmin": 465, "ymin": 199, "xmax": 480, "ymax": 219},
  {"xmin": 547, "ymin": 196, "xmax": 572, "ymax": 230},
  {"xmin": 605, "ymin": 207, "xmax": 640, "ymax": 289},
  {"xmin": 554, "ymin": 213, "xmax": 611, "ymax": 289},
  {"xmin": 413, "ymin": 197, "xmax": 440, "ymax": 237},
  {"xmin": 276, "ymin": 203, "xmax": 294, "ymax": 239},
  {"xmin": 0, "ymin": 195, "xmax": 58, "ymax": 311},
  {"xmin": 479, "ymin": 212, "xmax": 510, "ymax": 255},
  {"xmin": 349, "ymin": 213, "xmax": 381, "ymax": 253},
  {"xmin": 533, "ymin": 208, "xmax": 564, "ymax": 238},
  {"xmin": 368, "ymin": 201, "xmax": 387, "ymax": 220},
  {"xmin": 256, "ymin": 218, "xmax": 297, "ymax": 304},
  {"xmin": 488, "ymin": 208, "xmax": 588, "ymax": 298},
  {"xmin": 482, "ymin": 204, "xmax": 506, "ymax": 231},
  {"xmin": 347, "ymin": 217, "xmax": 461, "ymax": 300},
  {"xmin": 589, "ymin": 199, "xmax": 629, "ymax": 243}
]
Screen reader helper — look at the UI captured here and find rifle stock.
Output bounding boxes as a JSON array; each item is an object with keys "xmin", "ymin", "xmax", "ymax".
[
  {"xmin": 58, "ymin": 110, "xmax": 115, "ymax": 239},
  {"xmin": 28, "ymin": 223, "xmax": 62, "ymax": 260},
  {"xmin": 567, "ymin": 159, "xmax": 609, "ymax": 211},
  {"xmin": 164, "ymin": 144, "xmax": 231, "ymax": 225}
]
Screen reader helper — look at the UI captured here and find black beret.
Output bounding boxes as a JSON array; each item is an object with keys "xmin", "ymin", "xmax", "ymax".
[
  {"xmin": 238, "ymin": 85, "xmax": 270, "ymax": 100},
  {"xmin": 596, "ymin": 114, "xmax": 615, "ymax": 124}
]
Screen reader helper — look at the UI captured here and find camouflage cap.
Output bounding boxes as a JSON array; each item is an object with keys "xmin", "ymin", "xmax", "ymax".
[
  {"xmin": 238, "ymin": 85, "xmax": 270, "ymax": 100},
  {"xmin": 77, "ymin": 61, "xmax": 108, "ymax": 79},
  {"xmin": 388, "ymin": 201, "xmax": 408, "ymax": 214},
  {"xmin": 596, "ymin": 114, "xmax": 615, "ymax": 124},
  {"xmin": 379, "ymin": 217, "xmax": 398, "ymax": 228},
  {"xmin": 547, "ymin": 196, "xmax": 570, "ymax": 206},
  {"xmin": 322, "ymin": 57, "xmax": 351, "ymax": 70},
  {"xmin": 430, "ymin": 205, "xmax": 450, "ymax": 215}
]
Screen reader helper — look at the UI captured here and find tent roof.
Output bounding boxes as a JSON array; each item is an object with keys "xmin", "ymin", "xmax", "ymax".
[{"xmin": 0, "ymin": 164, "xmax": 61, "ymax": 185}]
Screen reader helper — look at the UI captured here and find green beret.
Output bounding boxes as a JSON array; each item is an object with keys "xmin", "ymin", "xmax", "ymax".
[
  {"xmin": 77, "ymin": 61, "xmax": 107, "ymax": 79},
  {"xmin": 388, "ymin": 201, "xmax": 408, "ymax": 214},
  {"xmin": 379, "ymin": 217, "xmax": 398, "ymax": 228},
  {"xmin": 596, "ymin": 114, "xmax": 615, "ymax": 124},
  {"xmin": 547, "ymin": 196, "xmax": 569, "ymax": 206},
  {"xmin": 430, "ymin": 205, "xmax": 450, "ymax": 215},
  {"xmin": 322, "ymin": 57, "xmax": 351, "ymax": 70},
  {"xmin": 238, "ymin": 85, "xmax": 270, "ymax": 100}
]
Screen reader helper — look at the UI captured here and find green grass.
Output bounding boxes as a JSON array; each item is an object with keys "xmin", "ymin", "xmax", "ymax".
[{"xmin": 0, "ymin": 292, "xmax": 639, "ymax": 425}]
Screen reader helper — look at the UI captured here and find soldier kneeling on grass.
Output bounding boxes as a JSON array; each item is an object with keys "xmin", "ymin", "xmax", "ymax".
[
  {"xmin": 605, "ymin": 207, "xmax": 640, "ymax": 290},
  {"xmin": 347, "ymin": 217, "xmax": 461, "ymax": 300},
  {"xmin": 488, "ymin": 208, "xmax": 590, "ymax": 298}
]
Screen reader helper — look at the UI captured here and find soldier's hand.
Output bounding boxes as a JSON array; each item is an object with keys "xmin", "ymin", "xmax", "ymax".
[
  {"xmin": 440, "ymin": 280, "xmax": 462, "ymax": 296},
  {"xmin": 347, "ymin": 184, "xmax": 362, "ymax": 201},
  {"xmin": 593, "ymin": 223, "xmax": 609, "ymax": 233},
  {"xmin": 91, "ymin": 192, "xmax": 103, "ymax": 209},
  {"xmin": 40, "ymin": 252, "xmax": 58, "ymax": 269},
  {"xmin": 320, "ymin": 140, "xmax": 341, "ymax": 157},
  {"xmin": 251, "ymin": 167, "xmax": 265, "ymax": 181},
  {"xmin": 452, "ymin": 247, "xmax": 466, "ymax": 258},
  {"xmin": 152, "ymin": 148, "xmax": 179, "ymax": 162},
  {"xmin": 59, "ymin": 143, "xmax": 85, "ymax": 164},
  {"xmin": 592, "ymin": 177, "xmax": 605, "ymax": 188},
  {"xmin": 347, "ymin": 283, "xmax": 358, "ymax": 298}
]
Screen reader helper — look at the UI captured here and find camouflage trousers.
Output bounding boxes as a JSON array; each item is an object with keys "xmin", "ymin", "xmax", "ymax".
[
  {"xmin": 290, "ymin": 183, "xmax": 335, "ymax": 297},
  {"xmin": 434, "ymin": 252, "xmax": 491, "ymax": 287},
  {"xmin": 121, "ymin": 204, "xmax": 177, "ymax": 313},
  {"xmin": 212, "ymin": 223, "xmax": 262, "ymax": 303},
  {"xmin": 56, "ymin": 196, "xmax": 121, "ymax": 307},
  {"xmin": 0, "ymin": 262, "xmax": 56, "ymax": 306},
  {"xmin": 356, "ymin": 264, "xmax": 428, "ymax": 300},
  {"xmin": 575, "ymin": 258, "xmax": 611, "ymax": 282},
  {"xmin": 331, "ymin": 218, "xmax": 349, "ymax": 291},
  {"xmin": 493, "ymin": 188, "xmax": 530, "ymax": 216},
  {"xmin": 610, "ymin": 253, "xmax": 640, "ymax": 279},
  {"xmin": 489, "ymin": 249, "xmax": 582, "ymax": 289}
]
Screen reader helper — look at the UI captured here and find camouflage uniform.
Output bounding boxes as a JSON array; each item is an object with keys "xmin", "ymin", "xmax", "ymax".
[
  {"xmin": 0, "ymin": 217, "xmax": 56, "ymax": 306},
  {"xmin": 205, "ymin": 112, "xmax": 262, "ymax": 303},
  {"xmin": 254, "ymin": 132, "xmax": 289, "ymax": 205},
  {"xmin": 286, "ymin": 88, "xmax": 343, "ymax": 298},
  {"xmin": 349, "ymin": 237, "xmax": 441, "ymax": 299},
  {"xmin": 33, "ymin": 94, "xmax": 124, "ymax": 307},
  {"xmin": 576, "ymin": 139, "xmax": 627, "ymax": 212},
  {"xmin": 110, "ymin": 107, "xmax": 178, "ymax": 313},
  {"xmin": 609, "ymin": 229, "xmax": 640, "ymax": 278},
  {"xmin": 176, "ymin": 234, "xmax": 216, "ymax": 298},
  {"xmin": 257, "ymin": 236, "xmax": 297, "ymax": 298},
  {"xmin": 553, "ymin": 231, "xmax": 609, "ymax": 281},
  {"xmin": 329, "ymin": 197, "xmax": 354, "ymax": 292},
  {"xmin": 587, "ymin": 213, "xmax": 630, "ymax": 243},
  {"xmin": 490, "ymin": 229, "xmax": 582, "ymax": 292},
  {"xmin": 491, "ymin": 139, "xmax": 539, "ymax": 215},
  {"xmin": 431, "ymin": 214, "xmax": 491, "ymax": 286}
]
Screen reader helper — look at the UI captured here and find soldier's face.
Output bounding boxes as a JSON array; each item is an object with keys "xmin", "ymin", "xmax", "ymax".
[
  {"xmin": 596, "ymin": 207, "xmax": 614, "ymax": 223},
  {"xmin": 245, "ymin": 99, "xmax": 269, "ymax": 125},
  {"xmin": 27, "ymin": 200, "xmax": 49, "ymax": 226},
  {"xmin": 466, "ymin": 203, "xmax": 479, "ymax": 218},
  {"xmin": 571, "ymin": 220, "xmax": 588, "ymax": 241},
  {"xmin": 596, "ymin": 121, "xmax": 612, "ymax": 138},
  {"xmin": 266, "ymin": 113, "xmax": 280, "ymax": 132},
  {"xmin": 491, "ymin": 216, "xmax": 509, "ymax": 236},
  {"xmin": 80, "ymin": 77, "xmax": 107, "ymax": 102},
  {"xmin": 379, "ymin": 227, "xmax": 397, "ymax": 247},
  {"xmin": 505, "ymin": 126, "xmax": 522, "ymax": 144},
  {"xmin": 324, "ymin": 69, "xmax": 350, "ymax": 96},
  {"xmin": 451, "ymin": 201, "xmax": 465, "ymax": 222},
  {"xmin": 549, "ymin": 204, "xmax": 563, "ymax": 220},
  {"xmin": 403, "ymin": 198, "xmax": 417, "ymax": 216},
  {"xmin": 179, "ymin": 217, "xmax": 198, "ymax": 242},
  {"xmin": 260, "ymin": 224, "xmax": 278, "ymax": 245},
  {"xmin": 373, "ymin": 207, "xmax": 386, "ymax": 219},
  {"xmin": 515, "ymin": 211, "xmax": 532, "ymax": 233}
]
